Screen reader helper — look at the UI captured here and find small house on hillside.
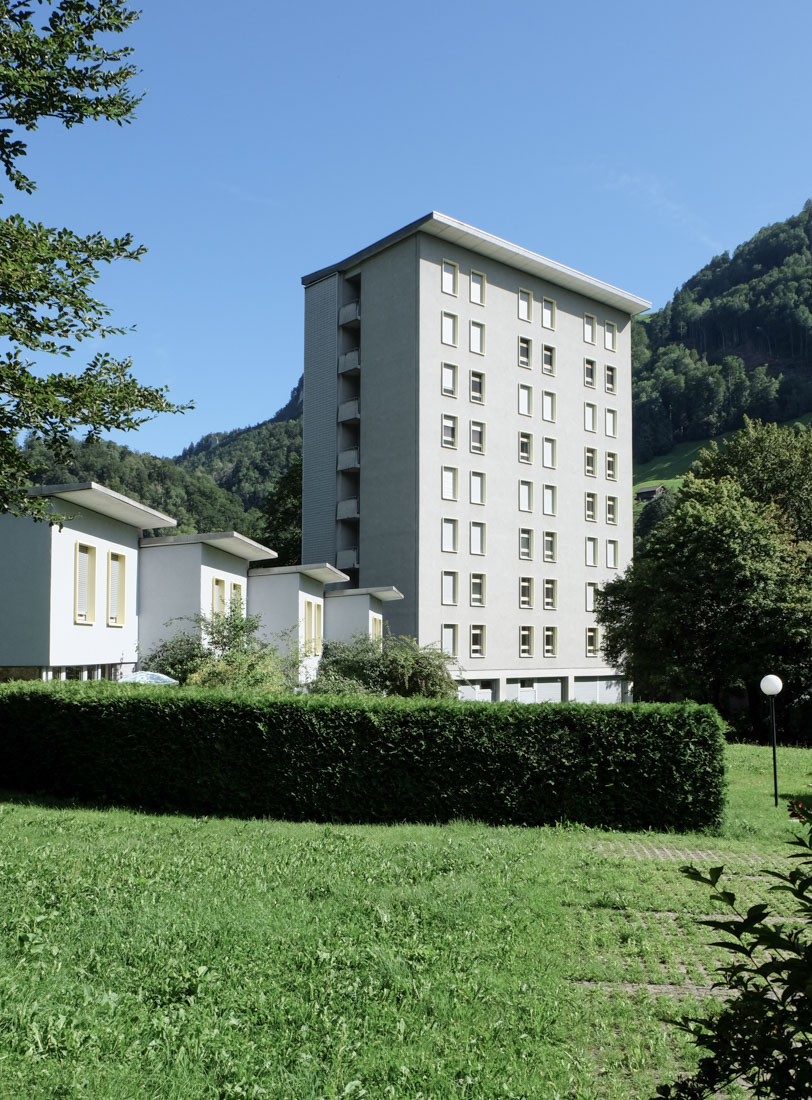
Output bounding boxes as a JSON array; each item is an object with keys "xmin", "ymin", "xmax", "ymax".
[{"xmin": 635, "ymin": 484, "xmax": 666, "ymax": 503}]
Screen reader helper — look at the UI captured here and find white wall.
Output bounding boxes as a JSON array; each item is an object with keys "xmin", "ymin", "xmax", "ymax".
[{"xmin": 323, "ymin": 593, "xmax": 382, "ymax": 642}]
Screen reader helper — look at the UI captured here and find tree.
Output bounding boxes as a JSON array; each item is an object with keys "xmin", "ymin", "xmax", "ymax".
[
  {"xmin": 0, "ymin": 1, "xmax": 189, "ymax": 521},
  {"xmin": 260, "ymin": 454, "xmax": 302, "ymax": 565}
]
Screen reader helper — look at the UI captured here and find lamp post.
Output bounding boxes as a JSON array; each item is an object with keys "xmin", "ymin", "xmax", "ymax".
[{"xmin": 760, "ymin": 674, "xmax": 783, "ymax": 807}]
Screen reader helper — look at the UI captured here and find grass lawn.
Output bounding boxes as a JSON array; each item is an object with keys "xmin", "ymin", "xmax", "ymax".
[{"xmin": 0, "ymin": 743, "xmax": 809, "ymax": 1099}]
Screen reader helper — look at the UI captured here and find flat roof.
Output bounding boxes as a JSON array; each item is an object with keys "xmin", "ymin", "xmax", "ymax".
[
  {"xmin": 324, "ymin": 586, "xmax": 403, "ymax": 602},
  {"xmin": 248, "ymin": 562, "xmax": 348, "ymax": 584},
  {"xmin": 302, "ymin": 211, "xmax": 651, "ymax": 316},
  {"xmin": 29, "ymin": 482, "xmax": 176, "ymax": 529},
  {"xmin": 139, "ymin": 531, "xmax": 276, "ymax": 560}
]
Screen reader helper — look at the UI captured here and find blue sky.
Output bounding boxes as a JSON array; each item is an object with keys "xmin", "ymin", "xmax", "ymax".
[{"xmin": 14, "ymin": 0, "xmax": 812, "ymax": 457}]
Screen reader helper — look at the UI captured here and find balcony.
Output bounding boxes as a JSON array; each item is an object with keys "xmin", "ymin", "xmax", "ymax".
[
  {"xmin": 337, "ymin": 446, "xmax": 360, "ymax": 471},
  {"xmin": 336, "ymin": 497, "xmax": 360, "ymax": 521},
  {"xmin": 338, "ymin": 300, "xmax": 360, "ymax": 327},
  {"xmin": 337, "ymin": 398, "xmax": 360, "ymax": 424},
  {"xmin": 336, "ymin": 547, "xmax": 359, "ymax": 570},
  {"xmin": 338, "ymin": 349, "xmax": 360, "ymax": 374}
]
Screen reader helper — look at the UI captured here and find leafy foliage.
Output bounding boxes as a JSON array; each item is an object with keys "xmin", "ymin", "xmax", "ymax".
[
  {"xmin": 259, "ymin": 452, "xmax": 302, "ymax": 565},
  {"xmin": 0, "ymin": 0, "xmax": 191, "ymax": 520},
  {"xmin": 653, "ymin": 799, "xmax": 812, "ymax": 1099},
  {"xmin": 311, "ymin": 633, "xmax": 459, "ymax": 699}
]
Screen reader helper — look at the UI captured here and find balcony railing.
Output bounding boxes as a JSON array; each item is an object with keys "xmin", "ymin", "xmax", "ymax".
[
  {"xmin": 338, "ymin": 349, "xmax": 360, "ymax": 374},
  {"xmin": 337, "ymin": 447, "xmax": 360, "ymax": 471},
  {"xmin": 337, "ymin": 398, "xmax": 360, "ymax": 424},
  {"xmin": 338, "ymin": 301, "xmax": 360, "ymax": 327},
  {"xmin": 336, "ymin": 497, "xmax": 360, "ymax": 521},
  {"xmin": 336, "ymin": 547, "xmax": 359, "ymax": 569}
]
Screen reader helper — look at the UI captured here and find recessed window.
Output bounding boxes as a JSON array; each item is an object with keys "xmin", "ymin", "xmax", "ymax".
[
  {"xmin": 212, "ymin": 577, "xmax": 226, "ymax": 615},
  {"xmin": 470, "ymin": 572, "xmax": 486, "ymax": 606},
  {"xmin": 543, "ymin": 578, "xmax": 557, "ymax": 610},
  {"xmin": 442, "ymin": 414, "xmax": 458, "ymax": 448},
  {"xmin": 519, "ymin": 432, "xmax": 533, "ymax": 463},
  {"xmin": 542, "ymin": 484, "xmax": 557, "ymax": 516},
  {"xmin": 542, "ymin": 390, "xmax": 556, "ymax": 422},
  {"xmin": 470, "ymin": 521, "xmax": 486, "ymax": 555},
  {"xmin": 441, "ymin": 362, "xmax": 458, "ymax": 396},
  {"xmin": 584, "ymin": 358, "xmax": 596, "ymax": 387},
  {"xmin": 542, "ymin": 298, "xmax": 556, "ymax": 330},
  {"xmin": 470, "ymin": 470, "xmax": 486, "ymax": 505},
  {"xmin": 542, "ymin": 345, "xmax": 555, "ymax": 375},
  {"xmin": 519, "ymin": 528, "xmax": 533, "ymax": 560},
  {"xmin": 107, "ymin": 551, "xmax": 125, "ymax": 626},
  {"xmin": 519, "ymin": 576, "xmax": 534, "ymax": 608},
  {"xmin": 304, "ymin": 599, "xmax": 323, "ymax": 657},
  {"xmin": 606, "ymin": 452, "xmax": 618, "ymax": 481},
  {"xmin": 470, "ymin": 270, "xmax": 486, "ymax": 305},
  {"xmin": 605, "ymin": 365, "xmax": 617, "ymax": 393},
  {"xmin": 441, "ymin": 623, "xmax": 458, "ymax": 657},
  {"xmin": 442, "ymin": 518, "xmax": 458, "ymax": 553},
  {"xmin": 542, "ymin": 437, "xmax": 556, "ymax": 469},
  {"xmin": 441, "ymin": 312, "xmax": 458, "ymax": 347},
  {"xmin": 584, "ymin": 402, "xmax": 597, "ymax": 432},
  {"xmin": 519, "ymin": 480, "xmax": 533, "ymax": 512},
  {"xmin": 469, "ymin": 370, "xmax": 485, "ymax": 404},
  {"xmin": 371, "ymin": 615, "xmax": 383, "ymax": 644},
  {"xmin": 606, "ymin": 408, "xmax": 617, "ymax": 437},
  {"xmin": 585, "ymin": 582, "xmax": 597, "ymax": 612},
  {"xmin": 74, "ymin": 542, "xmax": 97, "ymax": 624},
  {"xmin": 518, "ymin": 384, "xmax": 533, "ymax": 416},
  {"xmin": 543, "ymin": 625, "xmax": 557, "ymax": 658},
  {"xmin": 586, "ymin": 626, "xmax": 600, "ymax": 657},
  {"xmin": 518, "ymin": 289, "xmax": 533, "ymax": 322},
  {"xmin": 585, "ymin": 492, "xmax": 597, "ymax": 522},
  {"xmin": 520, "ymin": 625, "xmax": 534, "ymax": 657},
  {"xmin": 470, "ymin": 624, "xmax": 486, "ymax": 658},
  {"xmin": 229, "ymin": 581, "xmax": 243, "ymax": 613},
  {"xmin": 470, "ymin": 321, "xmax": 485, "ymax": 355},
  {"xmin": 607, "ymin": 496, "xmax": 618, "ymax": 525},
  {"xmin": 604, "ymin": 321, "xmax": 617, "ymax": 352},
  {"xmin": 584, "ymin": 314, "xmax": 597, "ymax": 344},
  {"xmin": 442, "ymin": 260, "xmax": 458, "ymax": 296},
  {"xmin": 585, "ymin": 447, "xmax": 597, "ymax": 477},
  {"xmin": 607, "ymin": 540, "xmax": 619, "ymax": 569},
  {"xmin": 518, "ymin": 336, "xmax": 532, "ymax": 369},
  {"xmin": 442, "ymin": 465, "xmax": 458, "ymax": 500},
  {"xmin": 470, "ymin": 421, "xmax": 485, "ymax": 454},
  {"xmin": 543, "ymin": 531, "xmax": 557, "ymax": 562},
  {"xmin": 441, "ymin": 570, "xmax": 458, "ymax": 605},
  {"xmin": 585, "ymin": 537, "xmax": 598, "ymax": 567}
]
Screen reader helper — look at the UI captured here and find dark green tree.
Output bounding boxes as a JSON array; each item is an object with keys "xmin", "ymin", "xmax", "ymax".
[
  {"xmin": 0, "ymin": 1, "xmax": 189, "ymax": 521},
  {"xmin": 260, "ymin": 454, "xmax": 302, "ymax": 565}
]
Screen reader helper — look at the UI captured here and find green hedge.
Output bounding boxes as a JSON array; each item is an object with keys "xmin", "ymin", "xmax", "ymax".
[{"xmin": 0, "ymin": 683, "xmax": 726, "ymax": 830}]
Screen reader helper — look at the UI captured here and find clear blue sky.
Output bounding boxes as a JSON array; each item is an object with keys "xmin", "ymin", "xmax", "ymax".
[{"xmin": 15, "ymin": 0, "xmax": 812, "ymax": 457}]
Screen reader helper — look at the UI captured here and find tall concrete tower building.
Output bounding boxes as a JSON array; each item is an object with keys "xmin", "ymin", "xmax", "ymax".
[{"xmin": 302, "ymin": 213, "xmax": 649, "ymax": 702}]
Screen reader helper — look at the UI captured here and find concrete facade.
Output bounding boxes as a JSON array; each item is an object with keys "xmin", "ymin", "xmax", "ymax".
[{"xmin": 302, "ymin": 213, "xmax": 650, "ymax": 701}]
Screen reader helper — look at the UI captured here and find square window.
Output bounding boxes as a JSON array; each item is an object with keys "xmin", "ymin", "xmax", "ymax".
[
  {"xmin": 584, "ymin": 358, "xmax": 596, "ymax": 387},
  {"xmin": 586, "ymin": 626, "xmax": 600, "ymax": 657},
  {"xmin": 542, "ymin": 437, "xmax": 556, "ymax": 468},
  {"xmin": 441, "ymin": 623, "xmax": 458, "ymax": 657},
  {"xmin": 519, "ymin": 576, "xmax": 534, "ymax": 609},
  {"xmin": 442, "ymin": 260, "xmax": 458, "ymax": 296},
  {"xmin": 470, "ymin": 470, "xmax": 486, "ymax": 505},
  {"xmin": 584, "ymin": 314, "xmax": 597, "ymax": 344},
  {"xmin": 606, "ymin": 408, "xmax": 617, "ymax": 437},
  {"xmin": 519, "ymin": 432, "xmax": 533, "ymax": 463},
  {"xmin": 543, "ymin": 625, "xmax": 557, "ymax": 658},
  {"xmin": 519, "ymin": 480, "xmax": 533, "ymax": 512},
  {"xmin": 607, "ymin": 540, "xmax": 619, "ymax": 569},
  {"xmin": 542, "ymin": 484, "xmax": 557, "ymax": 516},
  {"xmin": 518, "ymin": 336, "xmax": 532, "ymax": 369},
  {"xmin": 470, "ymin": 270, "xmax": 486, "ymax": 305},
  {"xmin": 518, "ymin": 289, "xmax": 533, "ymax": 322},
  {"xmin": 605, "ymin": 365, "xmax": 617, "ymax": 393},
  {"xmin": 442, "ymin": 518, "xmax": 458, "ymax": 553},
  {"xmin": 543, "ymin": 578, "xmax": 557, "ymax": 610},
  {"xmin": 543, "ymin": 531, "xmax": 557, "ymax": 562},
  {"xmin": 441, "ymin": 362, "xmax": 457, "ymax": 396},
  {"xmin": 585, "ymin": 447, "xmax": 597, "ymax": 477},
  {"xmin": 520, "ymin": 625, "xmax": 534, "ymax": 657},
  {"xmin": 469, "ymin": 370, "xmax": 485, "ymax": 404},
  {"xmin": 470, "ymin": 624, "xmax": 486, "ymax": 658},
  {"xmin": 441, "ymin": 465, "xmax": 458, "ymax": 500},
  {"xmin": 605, "ymin": 321, "xmax": 617, "ymax": 352},
  {"xmin": 75, "ymin": 542, "xmax": 97, "ymax": 624},
  {"xmin": 470, "ymin": 320, "xmax": 485, "ymax": 355},
  {"xmin": 518, "ymin": 384, "xmax": 533, "ymax": 416},
  {"xmin": 441, "ymin": 312, "xmax": 458, "ymax": 346},
  {"xmin": 470, "ymin": 572, "xmax": 486, "ymax": 606},
  {"xmin": 607, "ymin": 496, "xmax": 618, "ymax": 524},
  {"xmin": 584, "ymin": 402, "xmax": 597, "ymax": 432},
  {"xmin": 585, "ymin": 536, "xmax": 598, "ymax": 567},
  {"xmin": 519, "ymin": 528, "xmax": 533, "ymax": 560},
  {"xmin": 542, "ymin": 344, "xmax": 556, "ymax": 375},
  {"xmin": 470, "ymin": 420, "xmax": 485, "ymax": 454},
  {"xmin": 442, "ymin": 414, "xmax": 458, "ymax": 448},
  {"xmin": 585, "ymin": 492, "xmax": 597, "ymax": 522},
  {"xmin": 441, "ymin": 570, "xmax": 458, "ymax": 605},
  {"xmin": 585, "ymin": 582, "xmax": 597, "ymax": 612},
  {"xmin": 542, "ymin": 298, "xmax": 556, "ymax": 330},
  {"xmin": 470, "ymin": 521, "xmax": 486, "ymax": 555},
  {"xmin": 606, "ymin": 452, "xmax": 618, "ymax": 481},
  {"xmin": 542, "ymin": 390, "xmax": 556, "ymax": 422}
]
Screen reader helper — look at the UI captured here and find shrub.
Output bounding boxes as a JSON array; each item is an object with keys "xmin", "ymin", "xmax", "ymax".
[
  {"xmin": 140, "ymin": 632, "xmax": 207, "ymax": 684},
  {"xmin": 312, "ymin": 634, "xmax": 458, "ymax": 698},
  {"xmin": 187, "ymin": 650, "xmax": 287, "ymax": 693}
]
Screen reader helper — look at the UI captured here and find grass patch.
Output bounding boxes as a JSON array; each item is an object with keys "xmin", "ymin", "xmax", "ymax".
[{"xmin": 0, "ymin": 744, "xmax": 809, "ymax": 1098}]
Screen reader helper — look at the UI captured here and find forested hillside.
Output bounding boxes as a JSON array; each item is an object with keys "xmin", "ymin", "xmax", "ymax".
[{"xmin": 633, "ymin": 200, "xmax": 812, "ymax": 461}]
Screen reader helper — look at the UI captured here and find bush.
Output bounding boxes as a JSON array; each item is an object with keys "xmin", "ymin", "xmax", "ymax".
[
  {"xmin": 187, "ymin": 650, "xmax": 287, "ymax": 693},
  {"xmin": 0, "ymin": 686, "xmax": 726, "ymax": 831},
  {"xmin": 140, "ymin": 632, "xmax": 207, "ymax": 684},
  {"xmin": 312, "ymin": 634, "xmax": 458, "ymax": 698}
]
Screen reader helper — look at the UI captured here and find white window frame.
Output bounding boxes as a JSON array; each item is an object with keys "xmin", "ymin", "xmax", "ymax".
[
  {"xmin": 470, "ymin": 320, "xmax": 485, "ymax": 355},
  {"xmin": 585, "ymin": 492, "xmax": 597, "ymax": 522},
  {"xmin": 74, "ymin": 542, "xmax": 96, "ymax": 625},
  {"xmin": 518, "ymin": 336, "xmax": 532, "ymax": 369},
  {"xmin": 470, "ymin": 270, "xmax": 486, "ymax": 305},
  {"xmin": 518, "ymin": 480, "xmax": 533, "ymax": 512},
  {"xmin": 519, "ymin": 527, "xmax": 533, "ymax": 560},
  {"xmin": 585, "ymin": 537, "xmax": 598, "ymax": 567},
  {"xmin": 584, "ymin": 358, "xmax": 596, "ymax": 388},
  {"xmin": 212, "ymin": 576, "xmax": 227, "ymax": 615},
  {"xmin": 542, "ymin": 437, "xmax": 556, "ymax": 469},
  {"xmin": 604, "ymin": 321, "xmax": 617, "ymax": 352},
  {"xmin": 542, "ymin": 344, "xmax": 556, "ymax": 375},
  {"xmin": 606, "ymin": 452, "xmax": 618, "ymax": 481},
  {"xmin": 441, "ymin": 312, "xmax": 458, "ymax": 347},
  {"xmin": 519, "ymin": 432, "xmax": 533, "ymax": 463},
  {"xmin": 470, "ymin": 470, "xmax": 486, "ymax": 505},
  {"xmin": 518, "ymin": 289, "xmax": 533, "ymax": 322},
  {"xmin": 441, "ymin": 362, "xmax": 458, "ymax": 397},
  {"xmin": 584, "ymin": 402, "xmax": 597, "ymax": 433},
  {"xmin": 470, "ymin": 572, "xmax": 486, "ymax": 606},
  {"xmin": 585, "ymin": 582, "xmax": 597, "ymax": 612},
  {"xmin": 605, "ymin": 408, "xmax": 617, "ymax": 437},
  {"xmin": 442, "ymin": 414, "xmax": 458, "ymax": 449},
  {"xmin": 470, "ymin": 624, "xmax": 486, "ymax": 658},
  {"xmin": 585, "ymin": 447, "xmax": 597, "ymax": 477},
  {"xmin": 106, "ymin": 551, "xmax": 125, "ymax": 627},
  {"xmin": 442, "ymin": 518, "xmax": 458, "ymax": 553},
  {"xmin": 519, "ymin": 576, "xmax": 534, "ymax": 609},
  {"xmin": 584, "ymin": 313, "xmax": 597, "ymax": 344},
  {"xmin": 470, "ymin": 420, "xmax": 485, "ymax": 454},
  {"xmin": 606, "ymin": 496, "xmax": 618, "ymax": 525},
  {"xmin": 518, "ymin": 384, "xmax": 533, "ymax": 416},
  {"xmin": 605, "ymin": 365, "xmax": 617, "ymax": 393},
  {"xmin": 543, "ymin": 625, "xmax": 557, "ymax": 658},
  {"xmin": 441, "ymin": 623, "xmax": 458, "ymax": 657},
  {"xmin": 441, "ymin": 465, "xmax": 458, "ymax": 501},
  {"xmin": 441, "ymin": 570, "xmax": 458, "ymax": 606},
  {"xmin": 542, "ymin": 390, "xmax": 556, "ymax": 422},
  {"xmin": 607, "ymin": 540, "xmax": 619, "ymax": 569},
  {"xmin": 469, "ymin": 370, "xmax": 485, "ymax": 404},
  {"xmin": 586, "ymin": 627, "xmax": 600, "ymax": 657},
  {"xmin": 470, "ymin": 521, "xmax": 486, "ymax": 556},
  {"xmin": 442, "ymin": 260, "xmax": 458, "ymax": 296},
  {"xmin": 542, "ymin": 298, "xmax": 556, "ymax": 330},
  {"xmin": 520, "ymin": 625, "xmax": 534, "ymax": 657},
  {"xmin": 542, "ymin": 484, "xmax": 557, "ymax": 516}
]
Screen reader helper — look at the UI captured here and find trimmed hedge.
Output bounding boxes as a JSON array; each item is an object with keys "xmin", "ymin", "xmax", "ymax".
[{"xmin": 0, "ymin": 683, "xmax": 727, "ymax": 831}]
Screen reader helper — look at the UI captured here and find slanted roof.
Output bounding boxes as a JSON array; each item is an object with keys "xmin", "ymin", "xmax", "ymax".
[
  {"xmin": 139, "ymin": 531, "xmax": 276, "ymax": 560},
  {"xmin": 302, "ymin": 211, "xmax": 651, "ymax": 316},
  {"xmin": 29, "ymin": 482, "xmax": 176, "ymax": 530},
  {"xmin": 324, "ymin": 586, "xmax": 403, "ymax": 602},
  {"xmin": 248, "ymin": 562, "xmax": 348, "ymax": 584}
]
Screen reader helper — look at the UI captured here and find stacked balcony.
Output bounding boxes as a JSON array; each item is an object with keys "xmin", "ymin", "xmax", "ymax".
[{"xmin": 336, "ymin": 279, "xmax": 362, "ymax": 579}]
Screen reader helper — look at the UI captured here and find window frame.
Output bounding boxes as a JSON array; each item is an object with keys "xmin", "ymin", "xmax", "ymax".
[
  {"xmin": 518, "ymin": 335, "xmax": 532, "ymax": 369},
  {"xmin": 605, "ymin": 408, "xmax": 618, "ymax": 437},
  {"xmin": 470, "ymin": 572, "xmax": 486, "ymax": 606},
  {"xmin": 543, "ymin": 578, "xmax": 557, "ymax": 610},
  {"xmin": 470, "ymin": 320, "xmax": 485, "ymax": 356},
  {"xmin": 441, "ymin": 362, "xmax": 458, "ymax": 397},
  {"xmin": 519, "ymin": 527, "xmax": 533, "ymax": 560},
  {"xmin": 470, "ymin": 269, "xmax": 486, "ymax": 305},
  {"xmin": 584, "ymin": 402, "xmax": 597, "ymax": 433},
  {"xmin": 541, "ymin": 298, "xmax": 556, "ymax": 330},
  {"xmin": 470, "ymin": 470, "xmax": 486, "ymax": 506},
  {"xmin": 518, "ymin": 431, "xmax": 533, "ymax": 464},
  {"xmin": 584, "ymin": 313, "xmax": 597, "ymax": 344},
  {"xmin": 441, "ymin": 623, "xmax": 458, "ymax": 657},
  {"xmin": 441, "ymin": 465, "xmax": 458, "ymax": 500},
  {"xmin": 585, "ymin": 491, "xmax": 597, "ymax": 522},
  {"xmin": 74, "ymin": 542, "xmax": 97, "ymax": 625},
  {"xmin": 605, "ymin": 364, "xmax": 617, "ymax": 393},
  {"xmin": 106, "ymin": 550, "xmax": 125, "ymax": 627},
  {"xmin": 543, "ymin": 530, "xmax": 557, "ymax": 562},
  {"xmin": 441, "ymin": 570, "xmax": 459, "ymax": 606},
  {"xmin": 586, "ymin": 626, "xmax": 600, "ymax": 657},
  {"xmin": 470, "ymin": 521, "xmax": 486, "ymax": 556},
  {"xmin": 606, "ymin": 496, "xmax": 618, "ymax": 525},
  {"xmin": 519, "ymin": 624, "xmax": 534, "ymax": 657},
  {"xmin": 542, "ymin": 390, "xmax": 556, "ymax": 422},
  {"xmin": 518, "ymin": 479, "xmax": 533, "ymax": 512},
  {"xmin": 442, "ymin": 517, "xmax": 458, "ymax": 553},
  {"xmin": 519, "ymin": 576, "xmax": 534, "ymax": 609},
  {"xmin": 441, "ymin": 311, "xmax": 458, "ymax": 347},
  {"xmin": 470, "ymin": 420, "xmax": 486, "ymax": 454},
  {"xmin": 518, "ymin": 383, "xmax": 533, "ymax": 416},
  {"xmin": 606, "ymin": 452, "xmax": 618, "ymax": 481},
  {"xmin": 543, "ymin": 625, "xmax": 557, "ymax": 658},
  {"xmin": 585, "ymin": 536, "xmax": 598, "ymax": 568},
  {"xmin": 542, "ymin": 344, "xmax": 556, "ymax": 375},
  {"xmin": 604, "ymin": 321, "xmax": 617, "ymax": 352},
  {"xmin": 441, "ymin": 413, "xmax": 458, "ymax": 449},
  {"xmin": 518, "ymin": 288, "xmax": 533, "ymax": 322},
  {"xmin": 469, "ymin": 370, "xmax": 485, "ymax": 404},
  {"xmin": 542, "ymin": 484, "xmax": 557, "ymax": 516},
  {"xmin": 470, "ymin": 624, "xmax": 486, "ymax": 658},
  {"xmin": 441, "ymin": 259, "xmax": 458, "ymax": 296},
  {"xmin": 585, "ymin": 447, "xmax": 597, "ymax": 477}
]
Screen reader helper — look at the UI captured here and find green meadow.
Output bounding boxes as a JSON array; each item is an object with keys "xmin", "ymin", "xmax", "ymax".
[{"xmin": 0, "ymin": 743, "xmax": 809, "ymax": 1099}]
